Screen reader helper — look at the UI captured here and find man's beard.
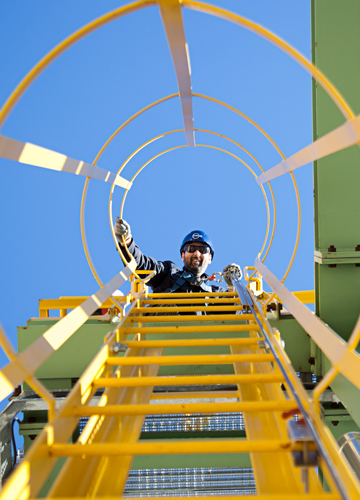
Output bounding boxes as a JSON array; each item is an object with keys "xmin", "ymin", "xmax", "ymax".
[{"xmin": 184, "ymin": 255, "xmax": 207, "ymax": 276}]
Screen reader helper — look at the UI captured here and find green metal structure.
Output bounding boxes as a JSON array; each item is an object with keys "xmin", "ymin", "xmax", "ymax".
[{"xmin": 312, "ymin": 0, "xmax": 360, "ymax": 429}]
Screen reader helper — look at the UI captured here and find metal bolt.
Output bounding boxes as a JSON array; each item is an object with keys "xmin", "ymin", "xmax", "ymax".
[
  {"xmin": 355, "ymin": 245, "xmax": 360, "ymax": 267},
  {"xmin": 266, "ymin": 302, "xmax": 276, "ymax": 312},
  {"xmin": 112, "ymin": 342, "xmax": 127, "ymax": 354},
  {"xmin": 331, "ymin": 421, "xmax": 339, "ymax": 427},
  {"xmin": 308, "ymin": 357, "xmax": 315, "ymax": 365},
  {"xmin": 327, "ymin": 245, "xmax": 337, "ymax": 268},
  {"xmin": 258, "ymin": 340, "xmax": 269, "ymax": 350}
]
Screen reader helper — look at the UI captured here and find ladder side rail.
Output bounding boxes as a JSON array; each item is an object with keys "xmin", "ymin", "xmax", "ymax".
[
  {"xmin": 0, "ymin": 282, "xmax": 148, "ymax": 500},
  {"xmin": 232, "ymin": 269, "xmax": 360, "ymax": 500},
  {"xmin": 255, "ymin": 258, "xmax": 360, "ymax": 392}
]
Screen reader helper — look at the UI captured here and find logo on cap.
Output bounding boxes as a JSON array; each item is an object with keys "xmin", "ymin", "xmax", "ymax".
[{"xmin": 192, "ymin": 233, "xmax": 201, "ymax": 239}]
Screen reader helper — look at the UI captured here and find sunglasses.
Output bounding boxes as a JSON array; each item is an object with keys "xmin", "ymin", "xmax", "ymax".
[{"xmin": 184, "ymin": 244, "xmax": 211, "ymax": 254}]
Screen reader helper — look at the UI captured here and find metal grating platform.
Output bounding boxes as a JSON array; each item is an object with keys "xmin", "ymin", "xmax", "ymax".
[{"xmin": 123, "ymin": 467, "xmax": 256, "ymax": 497}]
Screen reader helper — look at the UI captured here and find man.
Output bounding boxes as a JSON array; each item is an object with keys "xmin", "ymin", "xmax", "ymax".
[{"xmin": 115, "ymin": 218, "xmax": 241, "ymax": 296}]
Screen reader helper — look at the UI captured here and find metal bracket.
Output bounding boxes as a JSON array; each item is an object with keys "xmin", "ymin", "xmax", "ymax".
[
  {"xmin": 287, "ymin": 420, "xmax": 318, "ymax": 494},
  {"xmin": 257, "ymin": 340, "xmax": 270, "ymax": 350},
  {"xmin": 314, "ymin": 247, "xmax": 360, "ymax": 265},
  {"xmin": 111, "ymin": 342, "xmax": 127, "ymax": 355}
]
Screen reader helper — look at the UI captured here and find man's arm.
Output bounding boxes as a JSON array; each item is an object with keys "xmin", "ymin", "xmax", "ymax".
[{"xmin": 115, "ymin": 218, "xmax": 170, "ymax": 288}]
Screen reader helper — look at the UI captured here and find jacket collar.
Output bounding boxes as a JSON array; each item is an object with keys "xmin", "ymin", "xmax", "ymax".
[{"xmin": 183, "ymin": 266, "xmax": 207, "ymax": 279}]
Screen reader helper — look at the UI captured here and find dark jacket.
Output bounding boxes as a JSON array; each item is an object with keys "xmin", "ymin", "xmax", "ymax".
[{"xmin": 119, "ymin": 239, "xmax": 227, "ymax": 310}]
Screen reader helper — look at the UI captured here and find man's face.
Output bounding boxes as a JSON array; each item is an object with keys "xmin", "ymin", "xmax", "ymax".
[{"xmin": 181, "ymin": 243, "xmax": 212, "ymax": 276}]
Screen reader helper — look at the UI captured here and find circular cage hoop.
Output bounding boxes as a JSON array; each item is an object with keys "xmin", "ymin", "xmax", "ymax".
[
  {"xmin": 0, "ymin": 0, "xmax": 354, "ymax": 130},
  {"xmin": 0, "ymin": 0, "xmax": 354, "ymax": 293},
  {"xmin": 112, "ymin": 141, "xmax": 272, "ymax": 273},
  {"xmin": 81, "ymin": 95, "xmax": 289, "ymax": 288}
]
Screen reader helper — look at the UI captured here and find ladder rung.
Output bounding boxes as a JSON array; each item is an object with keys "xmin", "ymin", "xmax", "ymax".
[
  {"xmin": 93, "ymin": 373, "xmax": 284, "ymax": 388},
  {"xmin": 147, "ymin": 292, "xmax": 238, "ymax": 298},
  {"xmin": 141, "ymin": 298, "xmax": 241, "ymax": 304},
  {"xmin": 47, "ymin": 439, "xmax": 313, "ymax": 457},
  {"xmin": 134, "ymin": 305, "xmax": 243, "ymax": 313},
  {"xmin": 124, "ymin": 338, "xmax": 262, "ymax": 348},
  {"xmin": 118, "ymin": 496, "xmax": 340, "ymax": 500},
  {"xmin": 27, "ymin": 496, "xmax": 340, "ymax": 500},
  {"xmin": 72, "ymin": 401, "xmax": 296, "ymax": 417},
  {"xmin": 123, "ymin": 325, "xmax": 259, "ymax": 334},
  {"xmin": 150, "ymin": 391, "xmax": 239, "ymax": 399},
  {"xmin": 126, "ymin": 314, "xmax": 248, "ymax": 323},
  {"xmin": 107, "ymin": 353, "xmax": 274, "ymax": 366}
]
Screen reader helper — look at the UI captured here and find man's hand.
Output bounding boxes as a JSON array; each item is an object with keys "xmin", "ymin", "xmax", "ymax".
[
  {"xmin": 114, "ymin": 217, "xmax": 132, "ymax": 245},
  {"xmin": 223, "ymin": 264, "xmax": 242, "ymax": 286}
]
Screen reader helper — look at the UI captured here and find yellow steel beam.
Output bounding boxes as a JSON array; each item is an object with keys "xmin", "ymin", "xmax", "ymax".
[
  {"xmin": 37, "ymin": 293, "xmax": 240, "ymax": 315},
  {"xmin": 292, "ymin": 290, "xmax": 315, "ymax": 304},
  {"xmin": 38, "ymin": 296, "xmax": 122, "ymax": 314},
  {"xmin": 157, "ymin": 0, "xmax": 194, "ymax": 146},
  {"xmin": 47, "ymin": 439, "xmax": 312, "ymax": 457},
  {"xmin": 71, "ymin": 400, "xmax": 296, "ymax": 417},
  {"xmin": 107, "ymin": 353, "xmax": 274, "ymax": 366},
  {"xmin": 93, "ymin": 373, "xmax": 284, "ymax": 388},
  {"xmin": 123, "ymin": 337, "xmax": 262, "ymax": 348}
]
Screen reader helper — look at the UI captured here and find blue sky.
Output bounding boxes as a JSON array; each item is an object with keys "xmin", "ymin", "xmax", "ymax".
[{"xmin": 0, "ymin": 1, "xmax": 313, "ymax": 372}]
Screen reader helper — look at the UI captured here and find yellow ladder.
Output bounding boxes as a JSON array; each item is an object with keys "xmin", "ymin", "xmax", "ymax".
[{"xmin": 1, "ymin": 271, "xmax": 359, "ymax": 500}]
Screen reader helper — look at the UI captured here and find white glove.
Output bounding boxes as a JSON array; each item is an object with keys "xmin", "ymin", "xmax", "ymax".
[
  {"xmin": 114, "ymin": 217, "xmax": 132, "ymax": 244},
  {"xmin": 223, "ymin": 264, "xmax": 242, "ymax": 286}
]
